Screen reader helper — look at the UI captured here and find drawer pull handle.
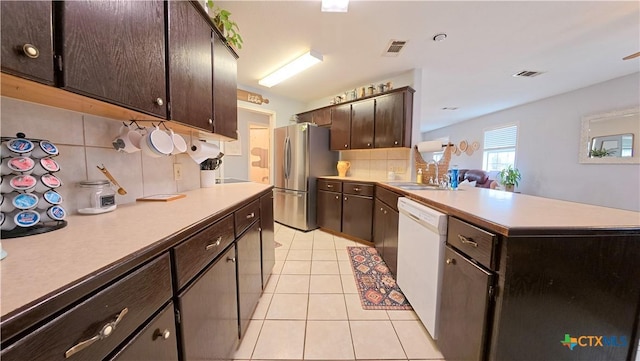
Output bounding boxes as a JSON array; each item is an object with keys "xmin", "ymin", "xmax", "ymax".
[
  {"xmin": 458, "ymin": 234, "xmax": 478, "ymax": 247},
  {"xmin": 65, "ymin": 308, "xmax": 129, "ymax": 358},
  {"xmin": 227, "ymin": 257, "xmax": 236, "ymax": 263},
  {"xmin": 205, "ymin": 236, "xmax": 223, "ymax": 251},
  {"xmin": 327, "ymin": 184, "xmax": 333, "ymax": 188},
  {"xmin": 154, "ymin": 329, "xmax": 171, "ymax": 340},
  {"xmin": 446, "ymin": 258, "xmax": 456, "ymax": 265},
  {"xmin": 353, "ymin": 187, "xmax": 361, "ymax": 191},
  {"xmin": 246, "ymin": 212, "xmax": 255, "ymax": 219}
]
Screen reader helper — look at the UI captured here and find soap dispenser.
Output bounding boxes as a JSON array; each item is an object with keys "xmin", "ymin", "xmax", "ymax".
[{"xmin": 416, "ymin": 168, "xmax": 423, "ymax": 184}]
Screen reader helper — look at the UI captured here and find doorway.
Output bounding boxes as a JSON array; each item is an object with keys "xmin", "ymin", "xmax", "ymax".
[
  {"xmin": 223, "ymin": 106, "xmax": 274, "ymax": 183},
  {"xmin": 249, "ymin": 124, "xmax": 270, "ymax": 184}
]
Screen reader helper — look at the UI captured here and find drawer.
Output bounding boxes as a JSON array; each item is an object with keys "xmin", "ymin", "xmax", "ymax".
[
  {"xmin": 447, "ymin": 217, "xmax": 496, "ymax": 269},
  {"xmin": 109, "ymin": 302, "xmax": 178, "ymax": 361},
  {"xmin": 343, "ymin": 182, "xmax": 374, "ymax": 197},
  {"xmin": 173, "ymin": 214, "xmax": 235, "ymax": 289},
  {"xmin": 1, "ymin": 254, "xmax": 172, "ymax": 361},
  {"xmin": 375, "ymin": 186, "xmax": 401, "ymax": 211},
  {"xmin": 235, "ymin": 199, "xmax": 260, "ymax": 236},
  {"xmin": 318, "ymin": 179, "xmax": 342, "ymax": 192}
]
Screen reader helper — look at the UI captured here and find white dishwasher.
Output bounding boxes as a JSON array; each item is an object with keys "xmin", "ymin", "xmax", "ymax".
[{"xmin": 396, "ymin": 197, "xmax": 447, "ymax": 340}]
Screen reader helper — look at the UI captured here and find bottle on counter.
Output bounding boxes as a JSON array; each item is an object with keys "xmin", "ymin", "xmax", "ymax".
[
  {"xmin": 416, "ymin": 168, "xmax": 423, "ymax": 184},
  {"xmin": 450, "ymin": 164, "xmax": 459, "ymax": 190}
]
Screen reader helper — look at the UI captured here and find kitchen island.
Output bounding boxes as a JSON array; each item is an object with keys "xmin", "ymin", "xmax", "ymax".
[
  {"xmin": 320, "ymin": 176, "xmax": 640, "ymax": 361},
  {"xmin": 1, "ymin": 182, "xmax": 274, "ymax": 361}
]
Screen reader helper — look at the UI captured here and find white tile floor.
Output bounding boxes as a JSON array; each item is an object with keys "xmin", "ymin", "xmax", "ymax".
[{"xmin": 233, "ymin": 224, "xmax": 445, "ymax": 361}]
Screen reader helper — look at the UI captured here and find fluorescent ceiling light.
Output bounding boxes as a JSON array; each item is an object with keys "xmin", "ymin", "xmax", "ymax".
[
  {"xmin": 322, "ymin": 0, "xmax": 349, "ymax": 12},
  {"xmin": 258, "ymin": 50, "xmax": 323, "ymax": 88}
]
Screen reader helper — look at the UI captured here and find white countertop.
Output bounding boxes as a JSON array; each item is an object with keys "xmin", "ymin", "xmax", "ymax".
[
  {"xmin": 0, "ymin": 182, "xmax": 271, "ymax": 317},
  {"xmin": 318, "ymin": 176, "xmax": 640, "ymax": 232}
]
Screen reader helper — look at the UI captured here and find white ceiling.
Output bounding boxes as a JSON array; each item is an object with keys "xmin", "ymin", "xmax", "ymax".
[{"xmin": 217, "ymin": 1, "xmax": 640, "ymax": 132}]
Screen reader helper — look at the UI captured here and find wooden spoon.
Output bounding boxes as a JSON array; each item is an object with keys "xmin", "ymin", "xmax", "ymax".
[{"xmin": 97, "ymin": 165, "xmax": 127, "ymax": 195}]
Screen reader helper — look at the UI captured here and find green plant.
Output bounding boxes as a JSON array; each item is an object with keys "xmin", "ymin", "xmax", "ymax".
[
  {"xmin": 498, "ymin": 165, "xmax": 522, "ymax": 187},
  {"xmin": 589, "ymin": 148, "xmax": 616, "ymax": 158},
  {"xmin": 206, "ymin": 1, "xmax": 243, "ymax": 50}
]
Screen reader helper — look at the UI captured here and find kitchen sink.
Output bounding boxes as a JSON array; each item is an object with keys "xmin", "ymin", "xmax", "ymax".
[{"xmin": 386, "ymin": 182, "xmax": 461, "ymax": 191}]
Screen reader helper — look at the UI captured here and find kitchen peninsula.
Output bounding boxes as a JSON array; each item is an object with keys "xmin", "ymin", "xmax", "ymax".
[
  {"xmin": 319, "ymin": 176, "xmax": 640, "ymax": 361},
  {"xmin": 1, "ymin": 182, "xmax": 274, "ymax": 361}
]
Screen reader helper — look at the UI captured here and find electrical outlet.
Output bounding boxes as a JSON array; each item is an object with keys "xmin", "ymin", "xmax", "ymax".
[{"xmin": 173, "ymin": 164, "xmax": 183, "ymax": 181}]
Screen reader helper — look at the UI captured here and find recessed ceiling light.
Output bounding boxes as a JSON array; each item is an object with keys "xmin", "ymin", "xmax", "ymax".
[
  {"xmin": 441, "ymin": 107, "xmax": 458, "ymax": 111},
  {"xmin": 432, "ymin": 33, "xmax": 447, "ymax": 42},
  {"xmin": 322, "ymin": 0, "xmax": 349, "ymax": 12}
]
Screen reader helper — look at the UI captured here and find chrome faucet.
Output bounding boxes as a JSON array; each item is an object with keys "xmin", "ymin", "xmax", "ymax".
[{"xmin": 426, "ymin": 160, "xmax": 439, "ymax": 185}]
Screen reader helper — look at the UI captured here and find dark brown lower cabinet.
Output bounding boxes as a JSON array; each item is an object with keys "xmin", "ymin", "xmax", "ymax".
[
  {"xmin": 317, "ymin": 189, "xmax": 342, "ymax": 233},
  {"xmin": 109, "ymin": 302, "xmax": 178, "ymax": 361},
  {"xmin": 373, "ymin": 199, "xmax": 399, "ymax": 276},
  {"xmin": 438, "ymin": 245, "xmax": 494, "ymax": 361},
  {"xmin": 179, "ymin": 246, "xmax": 238, "ymax": 361},
  {"xmin": 260, "ymin": 193, "xmax": 275, "ymax": 289},
  {"xmin": 237, "ymin": 221, "xmax": 262, "ymax": 338},
  {"xmin": 342, "ymin": 194, "xmax": 373, "ymax": 242}
]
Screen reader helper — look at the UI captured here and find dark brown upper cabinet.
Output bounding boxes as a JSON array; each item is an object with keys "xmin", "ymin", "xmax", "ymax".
[
  {"xmin": 330, "ymin": 103, "xmax": 352, "ymax": 150},
  {"xmin": 167, "ymin": 1, "xmax": 214, "ymax": 131},
  {"xmin": 374, "ymin": 90, "xmax": 413, "ymax": 148},
  {"xmin": 57, "ymin": 1, "xmax": 167, "ymax": 118},
  {"xmin": 1, "ymin": 1, "xmax": 54, "ymax": 85},
  {"xmin": 350, "ymin": 99, "xmax": 375, "ymax": 149},
  {"xmin": 312, "ymin": 107, "xmax": 332, "ymax": 126},
  {"xmin": 212, "ymin": 31, "xmax": 238, "ymax": 139}
]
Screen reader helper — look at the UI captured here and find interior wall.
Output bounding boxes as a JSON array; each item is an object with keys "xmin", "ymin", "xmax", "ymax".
[
  {"xmin": 237, "ymin": 84, "xmax": 306, "ymax": 128},
  {"xmin": 422, "ymin": 72, "xmax": 640, "ymax": 211},
  {"xmin": 223, "ymin": 108, "xmax": 269, "ymax": 180}
]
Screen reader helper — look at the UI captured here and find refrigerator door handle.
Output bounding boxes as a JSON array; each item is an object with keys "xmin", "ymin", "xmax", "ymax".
[
  {"xmin": 283, "ymin": 136, "xmax": 289, "ymax": 180},
  {"xmin": 285, "ymin": 136, "xmax": 292, "ymax": 180}
]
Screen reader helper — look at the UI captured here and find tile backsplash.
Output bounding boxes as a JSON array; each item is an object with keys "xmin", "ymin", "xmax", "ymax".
[
  {"xmin": 1, "ymin": 97, "xmax": 201, "ymax": 214},
  {"xmin": 339, "ymin": 148, "xmax": 411, "ymax": 181}
]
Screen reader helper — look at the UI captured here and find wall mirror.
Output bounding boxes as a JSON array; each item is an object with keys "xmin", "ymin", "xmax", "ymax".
[{"xmin": 579, "ymin": 107, "xmax": 640, "ymax": 164}]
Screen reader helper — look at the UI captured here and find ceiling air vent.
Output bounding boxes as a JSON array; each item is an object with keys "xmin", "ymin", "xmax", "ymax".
[
  {"xmin": 512, "ymin": 70, "xmax": 545, "ymax": 78},
  {"xmin": 383, "ymin": 40, "xmax": 407, "ymax": 57}
]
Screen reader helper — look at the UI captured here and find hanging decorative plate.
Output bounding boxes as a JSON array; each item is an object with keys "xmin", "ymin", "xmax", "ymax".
[
  {"xmin": 459, "ymin": 140, "xmax": 468, "ymax": 152},
  {"xmin": 466, "ymin": 147, "xmax": 474, "ymax": 156},
  {"xmin": 455, "ymin": 148, "xmax": 462, "ymax": 156},
  {"xmin": 450, "ymin": 144, "xmax": 458, "ymax": 155},
  {"xmin": 472, "ymin": 141, "xmax": 480, "ymax": 150}
]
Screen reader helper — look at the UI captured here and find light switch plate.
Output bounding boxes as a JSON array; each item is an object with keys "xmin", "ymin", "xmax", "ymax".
[{"xmin": 173, "ymin": 164, "xmax": 183, "ymax": 181}]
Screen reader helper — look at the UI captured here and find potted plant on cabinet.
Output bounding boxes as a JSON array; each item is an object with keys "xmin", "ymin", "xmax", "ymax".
[
  {"xmin": 498, "ymin": 165, "xmax": 521, "ymax": 192},
  {"xmin": 206, "ymin": 1, "xmax": 243, "ymax": 50}
]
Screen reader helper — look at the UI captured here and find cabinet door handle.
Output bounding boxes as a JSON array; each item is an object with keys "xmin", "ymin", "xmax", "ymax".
[
  {"xmin": 446, "ymin": 258, "xmax": 456, "ymax": 265},
  {"xmin": 246, "ymin": 212, "xmax": 255, "ymax": 219},
  {"xmin": 22, "ymin": 43, "xmax": 39, "ymax": 59},
  {"xmin": 394, "ymin": 141, "xmax": 399, "ymax": 145},
  {"xmin": 205, "ymin": 236, "xmax": 223, "ymax": 250},
  {"xmin": 367, "ymin": 143, "xmax": 371, "ymax": 147},
  {"xmin": 380, "ymin": 207, "xmax": 384, "ymax": 211},
  {"xmin": 208, "ymin": 118, "xmax": 213, "ymax": 125},
  {"xmin": 344, "ymin": 197, "xmax": 348, "ymax": 201},
  {"xmin": 335, "ymin": 195, "xmax": 339, "ymax": 199},
  {"xmin": 458, "ymin": 234, "xmax": 478, "ymax": 247},
  {"xmin": 154, "ymin": 97, "xmax": 164, "ymax": 106},
  {"xmin": 227, "ymin": 257, "xmax": 236, "ymax": 263},
  {"xmin": 154, "ymin": 329, "xmax": 171, "ymax": 340},
  {"xmin": 65, "ymin": 308, "xmax": 129, "ymax": 358},
  {"xmin": 383, "ymin": 210, "xmax": 387, "ymax": 214},
  {"xmin": 344, "ymin": 144, "xmax": 348, "ymax": 148}
]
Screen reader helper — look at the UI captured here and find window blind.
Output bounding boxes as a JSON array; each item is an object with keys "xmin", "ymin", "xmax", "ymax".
[{"xmin": 484, "ymin": 125, "xmax": 517, "ymax": 149}]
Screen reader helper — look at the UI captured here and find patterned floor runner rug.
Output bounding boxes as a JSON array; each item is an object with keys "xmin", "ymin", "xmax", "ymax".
[{"xmin": 347, "ymin": 246, "xmax": 413, "ymax": 310}]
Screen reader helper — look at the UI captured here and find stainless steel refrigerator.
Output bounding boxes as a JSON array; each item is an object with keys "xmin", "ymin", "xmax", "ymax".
[{"xmin": 274, "ymin": 123, "xmax": 338, "ymax": 231}]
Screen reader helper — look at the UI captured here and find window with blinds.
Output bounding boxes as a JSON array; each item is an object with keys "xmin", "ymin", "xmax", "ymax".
[{"xmin": 483, "ymin": 125, "xmax": 518, "ymax": 171}]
